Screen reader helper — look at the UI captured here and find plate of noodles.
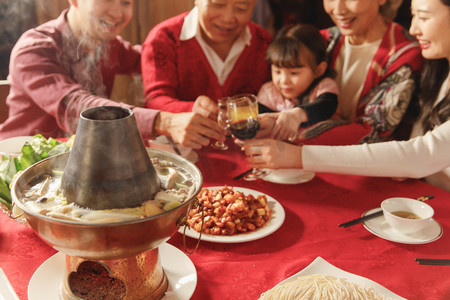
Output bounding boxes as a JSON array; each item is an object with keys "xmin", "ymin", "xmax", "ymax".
[
  {"xmin": 180, "ymin": 186, "xmax": 285, "ymax": 243},
  {"xmin": 258, "ymin": 256, "xmax": 406, "ymax": 300}
]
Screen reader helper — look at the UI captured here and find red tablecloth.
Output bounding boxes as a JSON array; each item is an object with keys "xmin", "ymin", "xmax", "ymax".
[{"xmin": 1, "ymin": 139, "xmax": 450, "ymax": 300}]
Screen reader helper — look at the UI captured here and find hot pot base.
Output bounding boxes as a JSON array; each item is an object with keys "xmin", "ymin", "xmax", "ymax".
[{"xmin": 61, "ymin": 248, "xmax": 168, "ymax": 300}]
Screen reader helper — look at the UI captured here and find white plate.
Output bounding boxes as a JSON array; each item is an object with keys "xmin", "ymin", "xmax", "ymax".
[
  {"xmin": 28, "ymin": 243, "xmax": 197, "ymax": 300},
  {"xmin": 363, "ymin": 208, "xmax": 443, "ymax": 244},
  {"xmin": 263, "ymin": 256, "xmax": 406, "ymax": 299},
  {"xmin": 148, "ymin": 136, "xmax": 199, "ymax": 163},
  {"xmin": 262, "ymin": 168, "xmax": 315, "ymax": 184},
  {"xmin": 0, "ymin": 136, "xmax": 33, "ymax": 156},
  {"xmin": 0, "ymin": 268, "xmax": 20, "ymax": 300},
  {"xmin": 179, "ymin": 186, "xmax": 285, "ymax": 243}
]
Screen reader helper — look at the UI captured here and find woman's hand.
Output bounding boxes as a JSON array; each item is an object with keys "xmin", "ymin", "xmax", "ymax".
[
  {"xmin": 156, "ymin": 111, "xmax": 226, "ymax": 149},
  {"xmin": 236, "ymin": 138, "xmax": 303, "ymax": 169}
]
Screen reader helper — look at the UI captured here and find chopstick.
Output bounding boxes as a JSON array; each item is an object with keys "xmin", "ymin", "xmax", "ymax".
[
  {"xmin": 338, "ymin": 209, "xmax": 383, "ymax": 228},
  {"xmin": 415, "ymin": 258, "xmax": 450, "ymax": 266},
  {"xmin": 338, "ymin": 195, "xmax": 434, "ymax": 228},
  {"xmin": 233, "ymin": 168, "xmax": 253, "ymax": 180},
  {"xmin": 167, "ymin": 137, "xmax": 182, "ymax": 156}
]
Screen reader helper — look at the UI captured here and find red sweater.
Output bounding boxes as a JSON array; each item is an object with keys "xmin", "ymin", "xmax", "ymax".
[
  {"xmin": 0, "ymin": 10, "xmax": 159, "ymax": 141},
  {"xmin": 142, "ymin": 12, "xmax": 272, "ymax": 112}
]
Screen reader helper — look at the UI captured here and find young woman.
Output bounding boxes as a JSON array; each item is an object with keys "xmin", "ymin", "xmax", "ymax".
[
  {"xmin": 257, "ymin": 24, "xmax": 339, "ymax": 141},
  {"xmin": 239, "ymin": 0, "xmax": 450, "ymax": 192},
  {"xmin": 0, "ymin": 0, "xmax": 225, "ymax": 149}
]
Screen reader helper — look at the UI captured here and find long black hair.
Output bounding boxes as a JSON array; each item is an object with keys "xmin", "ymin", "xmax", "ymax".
[
  {"xmin": 419, "ymin": 0, "xmax": 450, "ymax": 131},
  {"xmin": 266, "ymin": 24, "xmax": 335, "ymax": 79},
  {"xmin": 266, "ymin": 24, "xmax": 336, "ymax": 102}
]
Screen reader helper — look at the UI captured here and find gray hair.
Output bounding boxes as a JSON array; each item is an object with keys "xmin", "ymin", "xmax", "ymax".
[{"xmin": 380, "ymin": 0, "xmax": 403, "ymax": 21}]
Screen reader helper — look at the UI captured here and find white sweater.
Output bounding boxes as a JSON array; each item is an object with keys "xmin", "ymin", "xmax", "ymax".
[{"xmin": 303, "ymin": 120, "xmax": 450, "ymax": 192}]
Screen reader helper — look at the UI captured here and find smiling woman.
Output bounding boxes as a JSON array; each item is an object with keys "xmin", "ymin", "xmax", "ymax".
[
  {"xmin": 296, "ymin": 0, "xmax": 423, "ymax": 144},
  {"xmin": 238, "ymin": 0, "xmax": 450, "ymax": 192}
]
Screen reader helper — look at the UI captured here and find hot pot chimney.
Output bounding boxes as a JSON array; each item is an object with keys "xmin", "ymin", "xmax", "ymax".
[{"xmin": 61, "ymin": 106, "xmax": 160, "ymax": 210}]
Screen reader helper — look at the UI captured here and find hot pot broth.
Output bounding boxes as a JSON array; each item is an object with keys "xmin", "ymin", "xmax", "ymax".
[{"xmin": 18, "ymin": 157, "xmax": 195, "ymax": 223}]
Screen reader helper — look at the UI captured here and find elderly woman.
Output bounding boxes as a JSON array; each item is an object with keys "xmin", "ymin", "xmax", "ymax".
[
  {"xmin": 239, "ymin": 0, "xmax": 450, "ymax": 192},
  {"xmin": 0, "ymin": 0, "xmax": 225, "ymax": 149},
  {"xmin": 301, "ymin": 0, "xmax": 423, "ymax": 144},
  {"xmin": 141, "ymin": 0, "xmax": 272, "ymax": 117}
]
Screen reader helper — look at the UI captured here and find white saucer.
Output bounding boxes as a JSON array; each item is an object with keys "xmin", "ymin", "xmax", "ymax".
[
  {"xmin": 0, "ymin": 136, "xmax": 33, "ymax": 156},
  {"xmin": 0, "ymin": 268, "xmax": 19, "ymax": 300},
  {"xmin": 363, "ymin": 208, "xmax": 443, "ymax": 244},
  {"xmin": 28, "ymin": 243, "xmax": 197, "ymax": 300},
  {"xmin": 262, "ymin": 168, "xmax": 315, "ymax": 184}
]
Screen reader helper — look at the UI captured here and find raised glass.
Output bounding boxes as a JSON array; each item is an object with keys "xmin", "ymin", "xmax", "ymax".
[
  {"xmin": 227, "ymin": 94, "xmax": 269, "ymax": 181},
  {"xmin": 211, "ymin": 97, "xmax": 230, "ymax": 150}
]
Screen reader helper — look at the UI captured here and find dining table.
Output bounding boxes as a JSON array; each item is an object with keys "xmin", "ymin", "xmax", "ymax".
[{"xmin": 1, "ymin": 137, "xmax": 449, "ymax": 300}]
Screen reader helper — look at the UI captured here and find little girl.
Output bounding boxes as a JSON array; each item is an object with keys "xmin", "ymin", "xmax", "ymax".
[{"xmin": 258, "ymin": 24, "xmax": 339, "ymax": 141}]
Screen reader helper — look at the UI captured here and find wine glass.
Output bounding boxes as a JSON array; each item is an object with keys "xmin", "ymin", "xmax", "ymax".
[
  {"xmin": 227, "ymin": 94, "xmax": 270, "ymax": 181},
  {"xmin": 211, "ymin": 97, "xmax": 230, "ymax": 150}
]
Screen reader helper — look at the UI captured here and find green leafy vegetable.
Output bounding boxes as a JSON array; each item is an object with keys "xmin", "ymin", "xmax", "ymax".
[
  {"xmin": 0, "ymin": 134, "xmax": 71, "ymax": 211},
  {"xmin": 20, "ymin": 144, "xmax": 43, "ymax": 170},
  {"xmin": 0, "ymin": 177, "xmax": 11, "ymax": 209}
]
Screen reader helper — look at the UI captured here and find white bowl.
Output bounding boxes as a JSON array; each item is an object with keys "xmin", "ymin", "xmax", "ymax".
[
  {"xmin": 262, "ymin": 168, "xmax": 315, "ymax": 184},
  {"xmin": 381, "ymin": 197, "xmax": 434, "ymax": 235}
]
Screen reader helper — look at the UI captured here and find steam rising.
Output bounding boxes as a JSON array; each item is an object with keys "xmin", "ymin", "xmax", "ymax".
[
  {"xmin": 58, "ymin": 15, "xmax": 112, "ymax": 134},
  {"xmin": 1, "ymin": 2, "xmax": 139, "ymax": 135}
]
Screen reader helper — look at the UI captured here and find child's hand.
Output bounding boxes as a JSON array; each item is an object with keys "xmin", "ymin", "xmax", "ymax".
[
  {"xmin": 255, "ymin": 113, "xmax": 278, "ymax": 138},
  {"xmin": 272, "ymin": 108, "xmax": 306, "ymax": 141}
]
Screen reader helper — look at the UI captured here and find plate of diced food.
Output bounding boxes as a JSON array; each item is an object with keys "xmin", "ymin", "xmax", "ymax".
[{"xmin": 179, "ymin": 186, "xmax": 285, "ymax": 243}]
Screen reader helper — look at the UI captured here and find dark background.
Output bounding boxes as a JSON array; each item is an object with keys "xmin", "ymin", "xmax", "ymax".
[{"xmin": 0, "ymin": 0, "xmax": 412, "ymax": 81}]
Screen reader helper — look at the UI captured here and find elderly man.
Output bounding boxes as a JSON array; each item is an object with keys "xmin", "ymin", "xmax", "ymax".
[{"xmin": 142, "ymin": 0, "xmax": 272, "ymax": 117}]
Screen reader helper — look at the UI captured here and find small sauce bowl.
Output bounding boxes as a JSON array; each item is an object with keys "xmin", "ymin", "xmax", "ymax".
[{"xmin": 381, "ymin": 197, "xmax": 434, "ymax": 235}]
